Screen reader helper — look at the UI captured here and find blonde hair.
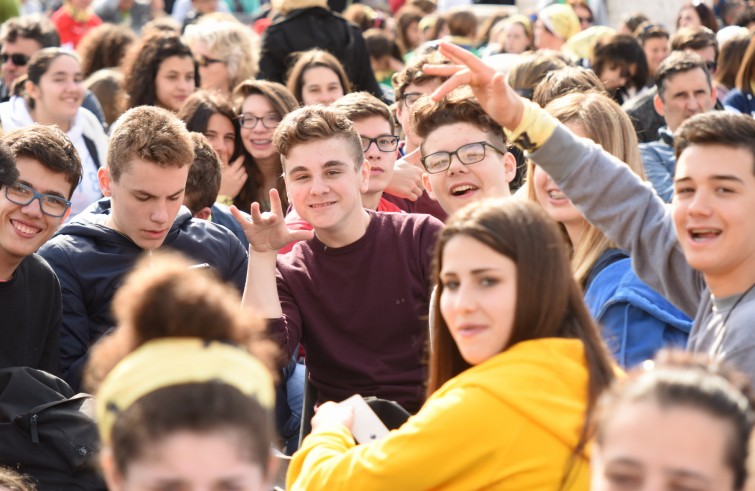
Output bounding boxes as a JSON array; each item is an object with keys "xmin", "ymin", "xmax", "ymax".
[
  {"xmin": 526, "ymin": 92, "xmax": 644, "ymax": 285},
  {"xmin": 183, "ymin": 20, "xmax": 259, "ymax": 92}
]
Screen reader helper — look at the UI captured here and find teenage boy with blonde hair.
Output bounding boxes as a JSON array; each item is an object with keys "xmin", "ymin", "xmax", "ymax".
[{"xmin": 233, "ymin": 105, "xmax": 443, "ymax": 413}]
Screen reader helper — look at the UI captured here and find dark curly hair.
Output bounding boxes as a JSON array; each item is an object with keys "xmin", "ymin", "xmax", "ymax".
[
  {"xmin": 78, "ymin": 24, "xmax": 136, "ymax": 78},
  {"xmin": 121, "ymin": 32, "xmax": 196, "ymax": 110}
]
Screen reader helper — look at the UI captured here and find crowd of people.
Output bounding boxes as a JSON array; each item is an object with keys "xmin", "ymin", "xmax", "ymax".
[{"xmin": 1, "ymin": 0, "xmax": 755, "ymax": 489}]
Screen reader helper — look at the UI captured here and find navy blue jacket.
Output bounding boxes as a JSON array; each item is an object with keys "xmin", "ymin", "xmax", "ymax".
[
  {"xmin": 38, "ymin": 199, "xmax": 248, "ymax": 391},
  {"xmin": 723, "ymin": 89, "xmax": 755, "ymax": 117}
]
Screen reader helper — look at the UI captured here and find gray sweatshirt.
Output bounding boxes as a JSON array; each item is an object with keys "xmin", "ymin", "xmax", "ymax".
[{"xmin": 529, "ymin": 125, "xmax": 755, "ymax": 380}]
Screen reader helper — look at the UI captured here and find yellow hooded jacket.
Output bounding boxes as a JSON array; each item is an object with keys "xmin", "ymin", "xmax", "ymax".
[{"xmin": 288, "ymin": 337, "xmax": 592, "ymax": 490}]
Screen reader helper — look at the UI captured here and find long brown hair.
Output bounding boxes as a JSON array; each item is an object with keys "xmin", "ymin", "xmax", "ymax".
[
  {"xmin": 232, "ymin": 80, "xmax": 298, "ymax": 212},
  {"xmin": 428, "ymin": 198, "xmax": 615, "ymax": 486}
]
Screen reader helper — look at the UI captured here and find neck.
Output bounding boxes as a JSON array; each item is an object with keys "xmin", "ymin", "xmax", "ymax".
[
  {"xmin": 403, "ymin": 138, "xmax": 419, "ymax": 154},
  {"xmin": 30, "ymin": 106, "xmax": 71, "ymax": 132},
  {"xmin": 563, "ymin": 219, "xmax": 586, "ymax": 248},
  {"xmin": 706, "ymin": 273, "xmax": 755, "ymax": 299},
  {"xmin": 314, "ymin": 208, "xmax": 371, "ymax": 248},
  {"xmin": 0, "ymin": 256, "xmax": 22, "ymax": 282},
  {"xmin": 361, "ymin": 191, "xmax": 381, "ymax": 211}
]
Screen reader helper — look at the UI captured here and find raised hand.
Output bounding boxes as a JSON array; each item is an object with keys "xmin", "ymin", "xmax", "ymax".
[
  {"xmin": 218, "ymin": 155, "xmax": 248, "ymax": 199},
  {"xmin": 231, "ymin": 188, "xmax": 314, "ymax": 253},
  {"xmin": 423, "ymin": 42, "xmax": 526, "ymax": 131}
]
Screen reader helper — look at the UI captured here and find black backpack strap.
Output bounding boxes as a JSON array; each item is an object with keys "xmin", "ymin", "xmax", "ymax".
[
  {"xmin": 82, "ymin": 136, "xmax": 101, "ymax": 168},
  {"xmin": 584, "ymin": 248, "xmax": 629, "ymax": 291}
]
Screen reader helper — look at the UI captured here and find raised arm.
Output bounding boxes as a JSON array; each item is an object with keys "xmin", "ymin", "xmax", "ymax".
[{"xmin": 231, "ymin": 189, "xmax": 314, "ymax": 318}]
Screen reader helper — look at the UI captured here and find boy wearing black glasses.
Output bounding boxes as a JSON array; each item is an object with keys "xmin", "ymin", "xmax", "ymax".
[
  {"xmin": 0, "ymin": 14, "xmax": 59, "ymax": 102},
  {"xmin": 411, "ymin": 88, "xmax": 516, "ymax": 216},
  {"xmin": 0, "ymin": 126, "xmax": 81, "ymax": 375},
  {"xmin": 232, "ymin": 105, "xmax": 443, "ymax": 414}
]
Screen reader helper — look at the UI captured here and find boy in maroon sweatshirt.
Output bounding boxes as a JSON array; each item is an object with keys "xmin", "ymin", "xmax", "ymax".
[{"xmin": 233, "ymin": 105, "xmax": 442, "ymax": 413}]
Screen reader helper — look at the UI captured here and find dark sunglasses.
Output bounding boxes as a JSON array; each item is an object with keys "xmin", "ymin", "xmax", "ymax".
[
  {"xmin": 0, "ymin": 52, "xmax": 30, "ymax": 66},
  {"xmin": 196, "ymin": 54, "xmax": 225, "ymax": 67}
]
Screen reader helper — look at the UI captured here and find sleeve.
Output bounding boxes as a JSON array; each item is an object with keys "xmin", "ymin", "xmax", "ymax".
[
  {"xmin": 723, "ymin": 91, "xmax": 747, "ymax": 114},
  {"xmin": 38, "ymin": 243, "xmax": 91, "ymax": 391},
  {"xmin": 286, "ymin": 386, "xmax": 520, "ymax": 491},
  {"xmin": 640, "ymin": 145, "xmax": 674, "ymax": 203},
  {"xmin": 348, "ymin": 27, "xmax": 384, "ymax": 100},
  {"xmin": 225, "ymin": 232, "xmax": 249, "ymax": 293},
  {"xmin": 528, "ymin": 124, "xmax": 704, "ymax": 316}
]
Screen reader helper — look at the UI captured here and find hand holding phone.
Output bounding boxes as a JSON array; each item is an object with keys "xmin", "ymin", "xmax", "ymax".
[{"xmin": 338, "ymin": 394, "xmax": 389, "ymax": 444}]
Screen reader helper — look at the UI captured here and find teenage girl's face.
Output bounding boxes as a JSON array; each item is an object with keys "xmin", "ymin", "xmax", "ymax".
[
  {"xmin": 154, "ymin": 55, "xmax": 195, "ymax": 112},
  {"xmin": 439, "ymin": 235, "xmax": 517, "ymax": 366},
  {"xmin": 600, "ymin": 62, "xmax": 635, "ymax": 91},
  {"xmin": 26, "ymin": 54, "xmax": 84, "ymax": 125},
  {"xmin": 677, "ymin": 6, "xmax": 702, "ymax": 29},
  {"xmin": 505, "ymin": 23, "xmax": 530, "ymax": 54},
  {"xmin": 105, "ymin": 430, "xmax": 273, "ymax": 491},
  {"xmin": 205, "ymin": 113, "xmax": 235, "ymax": 165},
  {"xmin": 239, "ymin": 94, "xmax": 280, "ymax": 162},
  {"xmin": 591, "ymin": 401, "xmax": 736, "ymax": 491},
  {"xmin": 532, "ymin": 123, "xmax": 586, "ymax": 230},
  {"xmin": 301, "ymin": 66, "xmax": 344, "ymax": 106}
]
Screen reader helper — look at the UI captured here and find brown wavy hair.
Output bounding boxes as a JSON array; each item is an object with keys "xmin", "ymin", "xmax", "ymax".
[{"xmin": 77, "ymin": 23, "xmax": 136, "ymax": 78}]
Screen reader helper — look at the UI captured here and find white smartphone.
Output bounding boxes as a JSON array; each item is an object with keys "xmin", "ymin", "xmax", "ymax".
[{"xmin": 338, "ymin": 394, "xmax": 390, "ymax": 444}]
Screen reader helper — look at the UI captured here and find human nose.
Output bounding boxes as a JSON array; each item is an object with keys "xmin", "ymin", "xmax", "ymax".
[
  {"xmin": 20, "ymin": 196, "xmax": 44, "ymax": 217},
  {"xmin": 309, "ymin": 175, "xmax": 330, "ymax": 195},
  {"xmin": 446, "ymin": 152, "xmax": 467, "ymax": 174},
  {"xmin": 150, "ymin": 200, "xmax": 169, "ymax": 223},
  {"xmin": 450, "ymin": 281, "xmax": 476, "ymax": 312},
  {"xmin": 687, "ymin": 188, "xmax": 712, "ymax": 216}
]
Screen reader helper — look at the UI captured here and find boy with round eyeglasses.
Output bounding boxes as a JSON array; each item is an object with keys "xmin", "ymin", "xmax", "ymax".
[{"xmin": 0, "ymin": 125, "xmax": 81, "ymax": 375}]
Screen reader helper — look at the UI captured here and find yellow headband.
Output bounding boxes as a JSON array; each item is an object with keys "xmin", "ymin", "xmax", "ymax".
[{"xmin": 96, "ymin": 338, "xmax": 275, "ymax": 446}]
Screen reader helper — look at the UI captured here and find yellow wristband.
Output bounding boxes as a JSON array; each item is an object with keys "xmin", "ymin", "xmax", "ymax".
[{"xmin": 504, "ymin": 98, "xmax": 559, "ymax": 152}]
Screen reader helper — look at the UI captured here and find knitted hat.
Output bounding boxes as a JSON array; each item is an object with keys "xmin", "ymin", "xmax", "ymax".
[{"xmin": 539, "ymin": 4, "xmax": 581, "ymax": 41}]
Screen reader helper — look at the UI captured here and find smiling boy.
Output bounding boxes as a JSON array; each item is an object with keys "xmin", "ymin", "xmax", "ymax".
[
  {"xmin": 39, "ymin": 106, "xmax": 248, "ymax": 390},
  {"xmin": 411, "ymin": 88, "xmax": 517, "ymax": 216},
  {"xmin": 233, "ymin": 105, "xmax": 442, "ymax": 413},
  {"xmin": 428, "ymin": 42, "xmax": 755, "ymax": 383},
  {"xmin": 0, "ymin": 126, "xmax": 80, "ymax": 374}
]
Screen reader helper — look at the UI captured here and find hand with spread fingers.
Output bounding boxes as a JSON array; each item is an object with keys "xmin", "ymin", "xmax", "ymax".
[
  {"xmin": 385, "ymin": 148, "xmax": 425, "ymax": 201},
  {"xmin": 219, "ymin": 155, "xmax": 248, "ymax": 199},
  {"xmin": 424, "ymin": 42, "xmax": 526, "ymax": 131},
  {"xmin": 231, "ymin": 188, "xmax": 314, "ymax": 253}
]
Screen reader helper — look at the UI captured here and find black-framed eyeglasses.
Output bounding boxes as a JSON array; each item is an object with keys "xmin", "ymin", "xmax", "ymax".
[
  {"xmin": 0, "ymin": 52, "xmax": 30, "ymax": 66},
  {"xmin": 238, "ymin": 113, "xmax": 281, "ymax": 129},
  {"xmin": 401, "ymin": 92, "xmax": 424, "ymax": 107},
  {"xmin": 196, "ymin": 54, "xmax": 225, "ymax": 67},
  {"xmin": 5, "ymin": 182, "xmax": 71, "ymax": 217},
  {"xmin": 361, "ymin": 134, "xmax": 399, "ymax": 152},
  {"xmin": 420, "ymin": 141, "xmax": 506, "ymax": 174}
]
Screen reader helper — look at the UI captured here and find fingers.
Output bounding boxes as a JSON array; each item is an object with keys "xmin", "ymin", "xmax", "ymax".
[
  {"xmin": 403, "ymin": 147, "xmax": 423, "ymax": 167},
  {"xmin": 421, "ymin": 64, "xmax": 464, "ymax": 77},
  {"xmin": 288, "ymin": 228, "xmax": 315, "ymax": 243},
  {"xmin": 230, "ymin": 205, "xmax": 252, "ymax": 228},
  {"xmin": 437, "ymin": 42, "xmax": 487, "ymax": 70},
  {"xmin": 268, "ymin": 188, "xmax": 285, "ymax": 218},
  {"xmin": 430, "ymin": 69, "xmax": 472, "ymax": 101}
]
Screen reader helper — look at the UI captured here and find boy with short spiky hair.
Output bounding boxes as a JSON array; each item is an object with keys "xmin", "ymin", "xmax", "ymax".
[
  {"xmin": 234, "ymin": 105, "xmax": 442, "ymax": 413},
  {"xmin": 40, "ymin": 106, "xmax": 248, "ymax": 390}
]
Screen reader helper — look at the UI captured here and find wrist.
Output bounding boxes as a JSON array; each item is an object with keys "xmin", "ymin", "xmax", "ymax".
[{"xmin": 504, "ymin": 98, "xmax": 558, "ymax": 152}]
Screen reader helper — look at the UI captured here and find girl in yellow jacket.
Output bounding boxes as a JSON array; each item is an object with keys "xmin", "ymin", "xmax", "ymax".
[{"xmin": 287, "ymin": 198, "xmax": 616, "ymax": 490}]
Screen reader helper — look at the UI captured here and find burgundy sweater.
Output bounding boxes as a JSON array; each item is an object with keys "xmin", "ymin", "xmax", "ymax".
[{"xmin": 270, "ymin": 210, "xmax": 442, "ymax": 413}]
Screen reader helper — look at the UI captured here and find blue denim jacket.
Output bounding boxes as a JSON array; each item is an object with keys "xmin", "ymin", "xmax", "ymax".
[{"xmin": 640, "ymin": 127, "xmax": 676, "ymax": 203}]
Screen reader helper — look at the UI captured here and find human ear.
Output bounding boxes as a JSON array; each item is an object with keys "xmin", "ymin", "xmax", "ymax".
[
  {"xmin": 653, "ymin": 93, "xmax": 665, "ymax": 117},
  {"xmin": 98, "ymin": 167, "xmax": 112, "ymax": 197},
  {"xmin": 100, "ymin": 447, "xmax": 124, "ymax": 491}
]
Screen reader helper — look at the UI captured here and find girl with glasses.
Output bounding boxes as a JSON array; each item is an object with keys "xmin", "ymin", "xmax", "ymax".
[
  {"xmin": 0, "ymin": 47, "xmax": 108, "ymax": 217},
  {"xmin": 232, "ymin": 80, "xmax": 298, "ymax": 213},
  {"xmin": 287, "ymin": 198, "xmax": 616, "ymax": 490}
]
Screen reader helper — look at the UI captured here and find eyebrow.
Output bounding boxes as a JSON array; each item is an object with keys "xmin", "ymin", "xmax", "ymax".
[
  {"xmin": 288, "ymin": 161, "xmax": 349, "ymax": 174},
  {"xmin": 132, "ymin": 187, "xmax": 185, "ymax": 198},
  {"xmin": 18, "ymin": 179, "xmax": 66, "ymax": 199},
  {"xmin": 674, "ymin": 175, "xmax": 745, "ymax": 185}
]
